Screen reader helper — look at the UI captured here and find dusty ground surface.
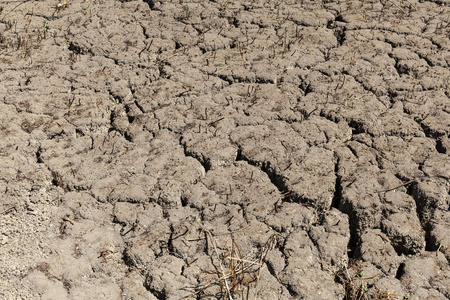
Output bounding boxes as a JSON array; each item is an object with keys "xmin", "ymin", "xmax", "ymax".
[{"xmin": 0, "ymin": 0, "xmax": 449, "ymax": 299}]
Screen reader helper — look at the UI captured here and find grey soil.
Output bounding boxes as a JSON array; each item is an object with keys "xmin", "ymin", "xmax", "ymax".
[{"xmin": 0, "ymin": 0, "xmax": 449, "ymax": 299}]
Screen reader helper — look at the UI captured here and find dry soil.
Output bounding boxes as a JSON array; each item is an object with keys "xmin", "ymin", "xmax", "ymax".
[{"xmin": 0, "ymin": 0, "xmax": 449, "ymax": 299}]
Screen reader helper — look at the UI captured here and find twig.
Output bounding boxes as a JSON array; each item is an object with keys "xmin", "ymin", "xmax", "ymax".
[
  {"xmin": 209, "ymin": 117, "xmax": 225, "ymax": 127},
  {"xmin": 0, "ymin": 205, "xmax": 16, "ymax": 215},
  {"xmin": 187, "ymin": 225, "xmax": 250, "ymax": 241},
  {"xmin": 62, "ymin": 216, "xmax": 74, "ymax": 225},
  {"xmin": 25, "ymin": 9, "xmax": 33, "ymax": 33},
  {"xmin": 376, "ymin": 179, "xmax": 416, "ymax": 193}
]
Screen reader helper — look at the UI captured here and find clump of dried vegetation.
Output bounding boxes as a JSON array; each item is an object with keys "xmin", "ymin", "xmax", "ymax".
[{"xmin": 185, "ymin": 231, "xmax": 277, "ymax": 300}]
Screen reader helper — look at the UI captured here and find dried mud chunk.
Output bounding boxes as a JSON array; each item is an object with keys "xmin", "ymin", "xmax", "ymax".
[
  {"xmin": 166, "ymin": 206, "xmax": 204, "ymax": 258},
  {"xmin": 308, "ymin": 209, "xmax": 350, "ymax": 268},
  {"xmin": 22, "ymin": 270, "xmax": 68, "ymax": 300},
  {"xmin": 381, "ymin": 212, "xmax": 425, "ymax": 254},
  {"xmin": 143, "ymin": 150, "xmax": 205, "ymax": 207},
  {"xmin": 154, "ymin": 105, "xmax": 187, "ymax": 133},
  {"xmin": 133, "ymin": 203, "xmax": 165, "ymax": 231},
  {"xmin": 109, "ymin": 79, "xmax": 132, "ymax": 103},
  {"xmin": 252, "ymin": 267, "xmax": 292, "ymax": 300},
  {"xmin": 354, "ymin": 229, "xmax": 401, "ymax": 275},
  {"xmin": 250, "ymin": 62, "xmax": 281, "ymax": 84},
  {"xmin": 232, "ymin": 219, "xmax": 274, "ymax": 249},
  {"xmin": 382, "ymin": 190, "xmax": 417, "ymax": 214},
  {"xmin": 82, "ymin": 225, "xmax": 125, "ymax": 254},
  {"xmin": 344, "ymin": 137, "xmax": 376, "ymax": 160},
  {"xmin": 421, "ymin": 154, "xmax": 450, "ymax": 180},
  {"xmin": 60, "ymin": 254, "xmax": 95, "ymax": 283},
  {"xmin": 198, "ymin": 31, "xmax": 231, "ymax": 52},
  {"xmin": 181, "ymin": 182, "xmax": 221, "ymax": 209},
  {"xmin": 398, "ymin": 254, "xmax": 448, "ymax": 297},
  {"xmin": 123, "ymin": 206, "xmax": 169, "ymax": 268},
  {"xmin": 242, "ymin": 85, "xmax": 301, "ymax": 121},
  {"xmin": 290, "ymin": 9, "xmax": 335, "ymax": 27},
  {"xmin": 200, "ymin": 204, "xmax": 250, "ymax": 241},
  {"xmin": 413, "ymin": 288, "xmax": 447, "ymax": 300},
  {"xmin": 91, "ymin": 175, "xmax": 123, "ymax": 202},
  {"xmin": 358, "ymin": 74, "xmax": 389, "ymax": 96},
  {"xmin": 182, "ymin": 137, "xmax": 238, "ymax": 170},
  {"xmin": 62, "ymin": 192, "xmax": 112, "ymax": 221},
  {"xmin": 180, "ymin": 253, "xmax": 220, "ymax": 296},
  {"xmin": 428, "ymin": 210, "xmax": 450, "ymax": 259},
  {"xmin": 144, "ymin": 256, "xmax": 193, "ymax": 299},
  {"xmin": 373, "ymin": 136, "xmax": 435, "ymax": 179},
  {"xmin": 292, "ymin": 117, "xmax": 352, "ymax": 148},
  {"xmin": 437, "ymin": 136, "xmax": 449, "ymax": 154},
  {"xmin": 111, "ymin": 107, "xmax": 129, "ymax": 133},
  {"xmin": 430, "ymin": 269, "xmax": 450, "ymax": 299},
  {"xmin": 230, "ymin": 123, "xmax": 307, "ymax": 167},
  {"xmin": 395, "ymin": 58, "xmax": 429, "ymax": 77},
  {"xmin": 339, "ymin": 165, "xmax": 384, "ymax": 232},
  {"xmin": 113, "ymin": 202, "xmax": 140, "ymax": 225},
  {"xmin": 121, "ymin": 271, "xmax": 157, "ymax": 300},
  {"xmin": 283, "ymin": 230, "xmax": 319, "ymax": 267},
  {"xmin": 200, "ymin": 162, "xmax": 280, "ymax": 210},
  {"xmin": 412, "ymin": 179, "xmax": 449, "ymax": 222},
  {"xmin": 124, "ymin": 242, "xmax": 157, "ymax": 272},
  {"xmin": 265, "ymin": 248, "xmax": 286, "ymax": 277},
  {"xmin": 181, "ymin": 253, "xmax": 210, "ymax": 281},
  {"xmin": 108, "ymin": 184, "xmax": 148, "ymax": 203},
  {"xmin": 282, "ymin": 147, "xmax": 336, "ymax": 210},
  {"xmin": 402, "ymin": 90, "xmax": 447, "ymax": 119},
  {"xmin": 420, "ymin": 71, "xmax": 450, "ymax": 91},
  {"xmin": 265, "ymin": 202, "xmax": 315, "ymax": 231},
  {"xmin": 285, "ymin": 267, "xmax": 343, "ymax": 299},
  {"xmin": 170, "ymin": 232, "xmax": 205, "ymax": 260},
  {"xmin": 391, "ymin": 47, "xmax": 420, "ymax": 61},
  {"xmin": 377, "ymin": 111, "xmax": 425, "ymax": 137},
  {"xmin": 376, "ymin": 172, "xmax": 419, "ymax": 214},
  {"xmin": 366, "ymin": 276, "xmax": 406, "ymax": 299},
  {"xmin": 62, "ymin": 272, "xmax": 122, "ymax": 299},
  {"xmin": 282, "ymin": 230, "xmax": 343, "ymax": 298},
  {"xmin": 421, "ymin": 110, "xmax": 450, "ymax": 138}
]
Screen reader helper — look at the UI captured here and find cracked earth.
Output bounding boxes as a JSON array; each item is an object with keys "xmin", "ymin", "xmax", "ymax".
[{"xmin": 0, "ymin": 0, "xmax": 449, "ymax": 299}]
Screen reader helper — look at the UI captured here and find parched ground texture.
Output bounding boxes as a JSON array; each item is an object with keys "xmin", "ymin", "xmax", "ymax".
[{"xmin": 0, "ymin": 0, "xmax": 449, "ymax": 299}]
